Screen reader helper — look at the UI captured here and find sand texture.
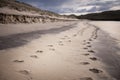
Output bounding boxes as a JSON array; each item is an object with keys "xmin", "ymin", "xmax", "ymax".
[{"xmin": 0, "ymin": 20, "xmax": 120, "ymax": 80}]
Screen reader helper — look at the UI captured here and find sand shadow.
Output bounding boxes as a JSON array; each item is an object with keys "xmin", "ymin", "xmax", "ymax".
[{"xmin": 0, "ymin": 23, "xmax": 77, "ymax": 50}]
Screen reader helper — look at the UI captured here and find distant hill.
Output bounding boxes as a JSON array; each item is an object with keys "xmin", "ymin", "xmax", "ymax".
[
  {"xmin": 77, "ymin": 10, "xmax": 120, "ymax": 21},
  {"xmin": 0, "ymin": 0, "xmax": 77, "ymax": 24}
]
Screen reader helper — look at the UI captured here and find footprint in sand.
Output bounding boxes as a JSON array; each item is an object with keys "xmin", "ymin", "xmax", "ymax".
[
  {"xmin": 58, "ymin": 41, "xmax": 64, "ymax": 46},
  {"xmin": 93, "ymin": 37, "xmax": 97, "ymax": 39},
  {"xmin": 83, "ymin": 41, "xmax": 91, "ymax": 45},
  {"xmin": 58, "ymin": 41, "xmax": 62, "ymax": 43},
  {"xmin": 48, "ymin": 45, "xmax": 53, "ymax": 47},
  {"xmin": 88, "ymin": 50, "xmax": 95, "ymax": 53},
  {"xmin": 73, "ymin": 34, "xmax": 77, "ymax": 37},
  {"xmin": 80, "ymin": 77, "xmax": 93, "ymax": 80},
  {"xmin": 13, "ymin": 60, "xmax": 24, "ymax": 63},
  {"xmin": 86, "ymin": 42, "xmax": 91, "ymax": 44},
  {"xmin": 89, "ymin": 57, "xmax": 98, "ymax": 61},
  {"xmin": 18, "ymin": 70, "xmax": 30, "ymax": 75},
  {"xmin": 83, "ymin": 53, "xmax": 90, "ymax": 56},
  {"xmin": 83, "ymin": 47, "xmax": 88, "ymax": 50},
  {"xmin": 88, "ymin": 39, "xmax": 93, "ymax": 41},
  {"xmin": 68, "ymin": 40, "xmax": 71, "ymax": 42},
  {"xmin": 87, "ymin": 45, "xmax": 92, "ymax": 48},
  {"xmin": 36, "ymin": 50, "xmax": 43, "ymax": 53},
  {"xmin": 30, "ymin": 55, "xmax": 38, "ymax": 58},
  {"xmin": 80, "ymin": 62, "xmax": 90, "ymax": 65},
  {"xmin": 18, "ymin": 70, "xmax": 32, "ymax": 80},
  {"xmin": 83, "ymin": 40, "xmax": 86, "ymax": 42},
  {"xmin": 49, "ymin": 48, "xmax": 55, "ymax": 51},
  {"xmin": 89, "ymin": 68, "xmax": 103, "ymax": 73}
]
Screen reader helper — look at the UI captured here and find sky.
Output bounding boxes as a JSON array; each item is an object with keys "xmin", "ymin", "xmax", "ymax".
[{"xmin": 18, "ymin": 0, "xmax": 120, "ymax": 15}]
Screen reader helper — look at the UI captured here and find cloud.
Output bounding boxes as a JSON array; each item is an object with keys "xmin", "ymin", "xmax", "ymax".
[
  {"xmin": 110, "ymin": 6, "xmax": 120, "ymax": 10},
  {"xmin": 59, "ymin": 0, "xmax": 120, "ymax": 14},
  {"xmin": 18, "ymin": 0, "xmax": 120, "ymax": 14},
  {"xmin": 19, "ymin": 0, "xmax": 68, "ymax": 8}
]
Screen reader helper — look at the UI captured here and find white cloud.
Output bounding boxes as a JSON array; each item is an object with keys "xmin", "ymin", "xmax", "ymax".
[
  {"xmin": 60, "ymin": 12, "xmax": 91, "ymax": 16},
  {"xmin": 24, "ymin": 0, "xmax": 120, "ymax": 14},
  {"xmin": 110, "ymin": 6, "xmax": 120, "ymax": 10},
  {"xmin": 58, "ymin": 0, "xmax": 120, "ymax": 14},
  {"xmin": 76, "ymin": 6, "xmax": 100, "ymax": 11}
]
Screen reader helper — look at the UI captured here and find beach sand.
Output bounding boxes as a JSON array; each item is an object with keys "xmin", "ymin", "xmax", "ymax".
[
  {"xmin": 90, "ymin": 21, "xmax": 120, "ymax": 80},
  {"xmin": 0, "ymin": 20, "xmax": 119, "ymax": 80}
]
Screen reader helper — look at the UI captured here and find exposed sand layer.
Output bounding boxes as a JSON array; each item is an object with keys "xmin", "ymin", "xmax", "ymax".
[
  {"xmin": 0, "ymin": 21, "xmax": 118, "ymax": 80},
  {"xmin": 0, "ymin": 7, "xmax": 77, "ymax": 24}
]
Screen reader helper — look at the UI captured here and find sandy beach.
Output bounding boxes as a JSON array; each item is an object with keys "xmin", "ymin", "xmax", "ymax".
[{"xmin": 0, "ymin": 20, "xmax": 120, "ymax": 80}]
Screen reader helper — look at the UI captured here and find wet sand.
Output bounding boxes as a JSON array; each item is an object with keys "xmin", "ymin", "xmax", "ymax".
[
  {"xmin": 89, "ymin": 22, "xmax": 120, "ymax": 80},
  {"xmin": 93, "ymin": 30, "xmax": 120, "ymax": 80},
  {"xmin": 0, "ymin": 21, "xmax": 119, "ymax": 80}
]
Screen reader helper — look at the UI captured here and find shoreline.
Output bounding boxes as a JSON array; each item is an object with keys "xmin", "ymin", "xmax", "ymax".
[{"xmin": 92, "ymin": 28, "xmax": 120, "ymax": 80}]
